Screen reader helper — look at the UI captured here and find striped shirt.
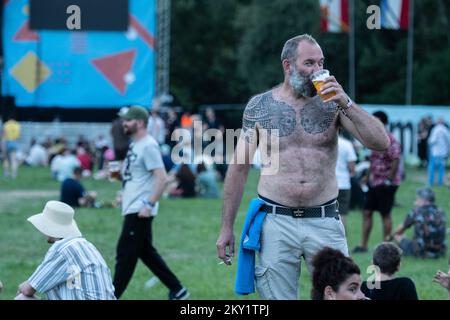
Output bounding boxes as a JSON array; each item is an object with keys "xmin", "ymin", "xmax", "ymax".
[{"xmin": 28, "ymin": 237, "xmax": 116, "ymax": 300}]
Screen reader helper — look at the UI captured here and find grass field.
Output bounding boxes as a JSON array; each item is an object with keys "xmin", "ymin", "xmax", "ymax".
[{"xmin": 0, "ymin": 166, "xmax": 449, "ymax": 300}]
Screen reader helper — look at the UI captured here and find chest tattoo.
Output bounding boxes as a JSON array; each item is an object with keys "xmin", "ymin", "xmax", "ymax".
[{"xmin": 300, "ymin": 97, "xmax": 338, "ymax": 134}]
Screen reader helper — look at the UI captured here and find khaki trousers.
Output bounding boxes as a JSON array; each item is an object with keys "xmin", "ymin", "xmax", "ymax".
[{"xmin": 255, "ymin": 212, "xmax": 349, "ymax": 300}]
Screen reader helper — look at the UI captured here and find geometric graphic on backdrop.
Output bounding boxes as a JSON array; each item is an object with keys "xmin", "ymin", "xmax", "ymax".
[
  {"xmin": 10, "ymin": 51, "xmax": 52, "ymax": 92},
  {"xmin": 14, "ymin": 21, "xmax": 39, "ymax": 42},
  {"xmin": 91, "ymin": 49, "xmax": 136, "ymax": 95},
  {"xmin": 129, "ymin": 14, "xmax": 155, "ymax": 49}
]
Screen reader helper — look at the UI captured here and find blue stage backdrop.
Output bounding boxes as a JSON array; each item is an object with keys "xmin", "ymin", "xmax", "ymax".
[{"xmin": 2, "ymin": 0, "xmax": 156, "ymax": 108}]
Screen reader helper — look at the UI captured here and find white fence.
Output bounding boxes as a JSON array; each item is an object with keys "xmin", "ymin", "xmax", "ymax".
[
  {"xmin": 17, "ymin": 121, "xmax": 113, "ymax": 150},
  {"xmin": 361, "ymin": 105, "xmax": 450, "ymax": 157},
  {"xmin": 9, "ymin": 104, "xmax": 450, "ymax": 157}
]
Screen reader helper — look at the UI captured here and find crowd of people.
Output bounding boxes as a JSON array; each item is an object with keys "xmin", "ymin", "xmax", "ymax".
[
  {"xmin": 0, "ymin": 33, "xmax": 449, "ymax": 301},
  {"xmin": 1, "ymin": 104, "xmax": 224, "ymax": 205},
  {"xmin": 1, "ymin": 105, "xmax": 226, "ymax": 300}
]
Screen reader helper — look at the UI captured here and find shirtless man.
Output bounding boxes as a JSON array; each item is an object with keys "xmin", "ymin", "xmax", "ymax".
[{"xmin": 216, "ymin": 34, "xmax": 390, "ymax": 300}]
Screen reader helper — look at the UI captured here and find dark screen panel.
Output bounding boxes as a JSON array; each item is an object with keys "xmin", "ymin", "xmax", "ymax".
[{"xmin": 29, "ymin": 0, "xmax": 129, "ymax": 31}]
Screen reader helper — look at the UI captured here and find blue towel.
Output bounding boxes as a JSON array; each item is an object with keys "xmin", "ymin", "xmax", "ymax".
[{"xmin": 235, "ymin": 198, "xmax": 267, "ymax": 295}]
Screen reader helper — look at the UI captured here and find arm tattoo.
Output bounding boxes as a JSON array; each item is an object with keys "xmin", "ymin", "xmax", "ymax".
[
  {"xmin": 300, "ymin": 96, "xmax": 338, "ymax": 135},
  {"xmin": 242, "ymin": 92, "xmax": 296, "ymax": 143}
]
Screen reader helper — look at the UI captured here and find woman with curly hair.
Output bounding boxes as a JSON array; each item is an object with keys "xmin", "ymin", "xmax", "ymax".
[{"xmin": 311, "ymin": 247, "xmax": 366, "ymax": 300}]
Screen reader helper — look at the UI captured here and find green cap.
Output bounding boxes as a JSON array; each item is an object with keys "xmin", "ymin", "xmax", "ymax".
[{"xmin": 121, "ymin": 105, "xmax": 149, "ymax": 123}]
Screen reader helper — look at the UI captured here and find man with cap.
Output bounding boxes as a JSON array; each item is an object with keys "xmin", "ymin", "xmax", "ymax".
[
  {"xmin": 390, "ymin": 188, "xmax": 447, "ymax": 259},
  {"xmin": 112, "ymin": 105, "xmax": 189, "ymax": 300},
  {"xmin": 16, "ymin": 201, "xmax": 116, "ymax": 300}
]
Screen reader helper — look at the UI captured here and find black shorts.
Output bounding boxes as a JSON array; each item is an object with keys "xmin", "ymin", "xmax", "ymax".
[{"xmin": 363, "ymin": 185, "xmax": 398, "ymax": 216}]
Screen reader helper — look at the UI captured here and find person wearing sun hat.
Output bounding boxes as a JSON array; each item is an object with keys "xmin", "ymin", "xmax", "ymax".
[{"xmin": 15, "ymin": 201, "xmax": 116, "ymax": 300}]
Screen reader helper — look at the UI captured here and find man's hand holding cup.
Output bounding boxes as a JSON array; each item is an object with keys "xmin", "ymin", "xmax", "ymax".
[{"xmin": 311, "ymin": 69, "xmax": 352, "ymax": 111}]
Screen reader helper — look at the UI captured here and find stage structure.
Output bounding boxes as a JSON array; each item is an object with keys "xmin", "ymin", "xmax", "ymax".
[{"xmin": 1, "ymin": 0, "xmax": 163, "ymax": 109}]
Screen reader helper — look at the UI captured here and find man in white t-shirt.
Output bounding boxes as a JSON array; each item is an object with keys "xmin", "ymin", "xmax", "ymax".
[
  {"xmin": 336, "ymin": 132, "xmax": 357, "ymax": 229},
  {"xmin": 56, "ymin": 149, "xmax": 81, "ymax": 182},
  {"xmin": 25, "ymin": 139, "xmax": 48, "ymax": 167},
  {"xmin": 111, "ymin": 106, "xmax": 189, "ymax": 300},
  {"xmin": 147, "ymin": 108, "xmax": 166, "ymax": 145}
]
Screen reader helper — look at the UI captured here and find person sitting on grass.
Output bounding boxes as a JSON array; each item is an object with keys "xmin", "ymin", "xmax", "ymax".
[
  {"xmin": 390, "ymin": 188, "xmax": 446, "ymax": 259},
  {"xmin": 311, "ymin": 247, "xmax": 366, "ymax": 300},
  {"xmin": 60, "ymin": 167, "xmax": 97, "ymax": 208},
  {"xmin": 196, "ymin": 162, "xmax": 219, "ymax": 199},
  {"xmin": 361, "ymin": 242, "xmax": 418, "ymax": 300},
  {"xmin": 16, "ymin": 201, "xmax": 115, "ymax": 300},
  {"xmin": 168, "ymin": 164, "xmax": 196, "ymax": 198},
  {"xmin": 433, "ymin": 257, "xmax": 450, "ymax": 300}
]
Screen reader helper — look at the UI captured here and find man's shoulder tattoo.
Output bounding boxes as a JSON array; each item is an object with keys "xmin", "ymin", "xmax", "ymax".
[{"xmin": 243, "ymin": 92, "xmax": 296, "ymax": 140}]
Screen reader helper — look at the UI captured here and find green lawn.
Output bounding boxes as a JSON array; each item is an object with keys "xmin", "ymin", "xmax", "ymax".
[{"xmin": 0, "ymin": 166, "xmax": 449, "ymax": 300}]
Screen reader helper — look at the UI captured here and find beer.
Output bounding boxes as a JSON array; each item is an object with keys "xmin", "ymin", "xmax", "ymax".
[
  {"xmin": 311, "ymin": 69, "xmax": 335, "ymax": 101},
  {"xmin": 108, "ymin": 161, "xmax": 121, "ymax": 181}
]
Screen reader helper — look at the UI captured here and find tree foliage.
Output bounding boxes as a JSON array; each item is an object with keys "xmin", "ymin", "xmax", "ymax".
[
  {"xmin": 170, "ymin": 0, "xmax": 450, "ymax": 109},
  {"xmin": 170, "ymin": 0, "xmax": 248, "ymax": 110}
]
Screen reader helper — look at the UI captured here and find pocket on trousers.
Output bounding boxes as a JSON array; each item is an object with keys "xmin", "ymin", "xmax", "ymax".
[
  {"xmin": 336, "ymin": 219, "xmax": 346, "ymax": 237},
  {"xmin": 327, "ymin": 217, "xmax": 346, "ymax": 238},
  {"xmin": 255, "ymin": 266, "xmax": 275, "ymax": 300}
]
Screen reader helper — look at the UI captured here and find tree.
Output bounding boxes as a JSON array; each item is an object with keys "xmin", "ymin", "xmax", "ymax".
[
  {"xmin": 170, "ymin": 0, "xmax": 248, "ymax": 110},
  {"xmin": 235, "ymin": 0, "xmax": 321, "ymax": 95},
  {"xmin": 169, "ymin": 0, "xmax": 450, "ymax": 108}
]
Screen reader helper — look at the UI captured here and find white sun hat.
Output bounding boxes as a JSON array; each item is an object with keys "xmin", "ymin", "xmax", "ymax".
[{"xmin": 27, "ymin": 201, "xmax": 82, "ymax": 238}]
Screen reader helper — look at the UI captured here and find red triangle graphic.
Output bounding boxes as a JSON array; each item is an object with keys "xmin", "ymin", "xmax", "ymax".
[
  {"xmin": 91, "ymin": 50, "xmax": 136, "ymax": 95},
  {"xmin": 4, "ymin": 0, "xmax": 10, "ymax": 6},
  {"xmin": 129, "ymin": 14, "xmax": 155, "ymax": 49},
  {"xmin": 14, "ymin": 21, "xmax": 39, "ymax": 42}
]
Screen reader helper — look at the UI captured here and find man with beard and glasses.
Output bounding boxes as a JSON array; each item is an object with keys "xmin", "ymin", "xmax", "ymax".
[
  {"xmin": 111, "ymin": 106, "xmax": 189, "ymax": 300},
  {"xmin": 216, "ymin": 34, "xmax": 390, "ymax": 300}
]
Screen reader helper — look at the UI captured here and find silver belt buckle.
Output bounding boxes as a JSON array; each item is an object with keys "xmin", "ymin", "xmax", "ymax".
[{"xmin": 293, "ymin": 208, "xmax": 305, "ymax": 218}]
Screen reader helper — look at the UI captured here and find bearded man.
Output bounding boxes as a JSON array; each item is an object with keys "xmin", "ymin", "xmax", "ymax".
[
  {"xmin": 216, "ymin": 34, "xmax": 390, "ymax": 300},
  {"xmin": 111, "ymin": 106, "xmax": 189, "ymax": 300}
]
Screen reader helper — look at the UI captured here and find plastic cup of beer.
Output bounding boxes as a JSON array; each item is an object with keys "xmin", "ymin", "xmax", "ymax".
[
  {"xmin": 108, "ymin": 161, "xmax": 121, "ymax": 181},
  {"xmin": 311, "ymin": 69, "xmax": 334, "ymax": 101}
]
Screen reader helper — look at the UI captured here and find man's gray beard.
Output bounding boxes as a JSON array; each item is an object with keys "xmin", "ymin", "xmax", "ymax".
[{"xmin": 289, "ymin": 67, "xmax": 315, "ymax": 98}]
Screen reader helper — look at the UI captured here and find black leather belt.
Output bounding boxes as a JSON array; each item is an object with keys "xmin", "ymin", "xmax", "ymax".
[{"xmin": 260, "ymin": 201, "xmax": 339, "ymax": 218}]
